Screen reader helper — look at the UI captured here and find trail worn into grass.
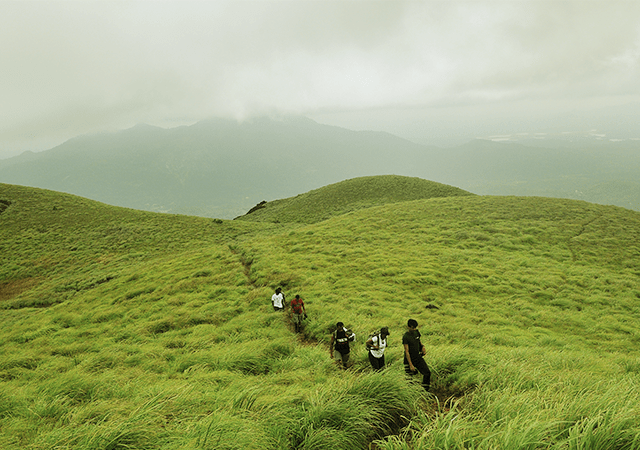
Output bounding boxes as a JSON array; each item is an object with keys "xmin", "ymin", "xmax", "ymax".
[
  {"xmin": 229, "ymin": 241, "xmax": 320, "ymax": 344},
  {"xmin": 228, "ymin": 244, "xmax": 258, "ymax": 289},
  {"xmin": 230, "ymin": 240, "xmax": 468, "ymax": 417},
  {"xmin": 567, "ymin": 212, "xmax": 603, "ymax": 261},
  {"xmin": 283, "ymin": 309, "xmax": 319, "ymax": 345}
]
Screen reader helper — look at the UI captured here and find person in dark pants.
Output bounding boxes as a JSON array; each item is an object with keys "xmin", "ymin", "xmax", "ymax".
[
  {"xmin": 271, "ymin": 287, "xmax": 285, "ymax": 312},
  {"xmin": 330, "ymin": 322, "xmax": 355, "ymax": 369},
  {"xmin": 402, "ymin": 319, "xmax": 431, "ymax": 390},
  {"xmin": 366, "ymin": 327, "xmax": 389, "ymax": 371},
  {"xmin": 290, "ymin": 294, "xmax": 307, "ymax": 333}
]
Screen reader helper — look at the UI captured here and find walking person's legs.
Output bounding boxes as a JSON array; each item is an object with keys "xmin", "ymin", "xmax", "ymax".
[
  {"xmin": 415, "ymin": 358, "xmax": 431, "ymax": 390},
  {"xmin": 368, "ymin": 352, "xmax": 379, "ymax": 370},
  {"xmin": 340, "ymin": 352, "xmax": 350, "ymax": 369},
  {"xmin": 368, "ymin": 352, "xmax": 385, "ymax": 371}
]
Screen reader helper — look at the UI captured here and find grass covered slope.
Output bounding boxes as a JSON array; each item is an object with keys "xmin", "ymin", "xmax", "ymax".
[
  {"xmin": 0, "ymin": 183, "xmax": 423, "ymax": 450},
  {"xmin": 237, "ymin": 196, "xmax": 640, "ymax": 448},
  {"xmin": 235, "ymin": 175, "xmax": 474, "ymax": 223},
  {"xmin": 2, "ymin": 181, "xmax": 640, "ymax": 449},
  {"xmin": 0, "ymin": 183, "xmax": 271, "ymax": 309}
]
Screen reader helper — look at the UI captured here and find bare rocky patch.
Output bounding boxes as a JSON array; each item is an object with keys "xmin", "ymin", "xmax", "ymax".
[{"xmin": 0, "ymin": 278, "xmax": 39, "ymax": 302}]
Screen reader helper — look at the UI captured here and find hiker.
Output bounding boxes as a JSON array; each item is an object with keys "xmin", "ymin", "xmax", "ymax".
[
  {"xmin": 329, "ymin": 322, "xmax": 355, "ymax": 369},
  {"xmin": 271, "ymin": 287, "xmax": 285, "ymax": 312},
  {"xmin": 290, "ymin": 294, "xmax": 307, "ymax": 333},
  {"xmin": 403, "ymin": 319, "xmax": 431, "ymax": 391},
  {"xmin": 366, "ymin": 327, "xmax": 390, "ymax": 371}
]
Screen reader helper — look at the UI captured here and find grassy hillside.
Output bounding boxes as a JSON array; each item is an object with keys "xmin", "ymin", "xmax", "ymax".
[
  {"xmin": 236, "ymin": 175, "xmax": 474, "ymax": 223},
  {"xmin": 2, "ymin": 180, "xmax": 640, "ymax": 449}
]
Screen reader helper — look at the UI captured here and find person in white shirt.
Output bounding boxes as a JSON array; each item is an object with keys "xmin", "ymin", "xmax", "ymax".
[
  {"xmin": 366, "ymin": 327, "xmax": 390, "ymax": 371},
  {"xmin": 271, "ymin": 287, "xmax": 285, "ymax": 311}
]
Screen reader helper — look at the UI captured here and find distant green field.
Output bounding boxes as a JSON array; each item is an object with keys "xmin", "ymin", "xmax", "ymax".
[{"xmin": 2, "ymin": 177, "xmax": 640, "ymax": 449}]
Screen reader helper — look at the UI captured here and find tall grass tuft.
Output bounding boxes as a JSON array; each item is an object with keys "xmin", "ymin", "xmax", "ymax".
[{"xmin": 289, "ymin": 370, "xmax": 424, "ymax": 449}]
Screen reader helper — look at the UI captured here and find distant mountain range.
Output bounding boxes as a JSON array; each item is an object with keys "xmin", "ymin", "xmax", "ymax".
[{"xmin": 1, "ymin": 116, "xmax": 639, "ymax": 218}]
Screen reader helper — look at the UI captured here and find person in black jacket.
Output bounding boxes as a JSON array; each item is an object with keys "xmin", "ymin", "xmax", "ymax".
[
  {"xmin": 329, "ymin": 322, "xmax": 355, "ymax": 369},
  {"xmin": 402, "ymin": 319, "xmax": 431, "ymax": 390}
]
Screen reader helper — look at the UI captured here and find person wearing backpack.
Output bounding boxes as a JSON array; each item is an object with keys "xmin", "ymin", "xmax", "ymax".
[
  {"xmin": 290, "ymin": 294, "xmax": 307, "ymax": 333},
  {"xmin": 329, "ymin": 322, "xmax": 355, "ymax": 369},
  {"xmin": 366, "ymin": 327, "xmax": 389, "ymax": 371},
  {"xmin": 403, "ymin": 319, "xmax": 431, "ymax": 391}
]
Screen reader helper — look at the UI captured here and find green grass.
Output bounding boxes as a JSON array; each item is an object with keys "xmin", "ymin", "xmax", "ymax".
[
  {"xmin": 235, "ymin": 175, "xmax": 474, "ymax": 223},
  {"xmin": 2, "ymin": 178, "xmax": 640, "ymax": 449}
]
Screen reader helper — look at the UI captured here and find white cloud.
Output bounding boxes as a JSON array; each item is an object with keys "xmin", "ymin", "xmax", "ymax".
[{"xmin": 1, "ymin": 0, "xmax": 639, "ymax": 157}]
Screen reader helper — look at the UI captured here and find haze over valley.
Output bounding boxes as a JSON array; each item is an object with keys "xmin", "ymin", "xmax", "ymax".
[{"xmin": 1, "ymin": 115, "xmax": 639, "ymax": 219}]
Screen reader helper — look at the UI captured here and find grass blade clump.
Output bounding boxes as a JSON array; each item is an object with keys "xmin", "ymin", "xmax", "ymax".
[{"xmin": 289, "ymin": 371, "xmax": 424, "ymax": 449}]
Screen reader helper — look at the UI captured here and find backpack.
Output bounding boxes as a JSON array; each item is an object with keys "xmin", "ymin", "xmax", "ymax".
[
  {"xmin": 366, "ymin": 330, "xmax": 384, "ymax": 351},
  {"xmin": 333, "ymin": 328, "xmax": 355, "ymax": 352}
]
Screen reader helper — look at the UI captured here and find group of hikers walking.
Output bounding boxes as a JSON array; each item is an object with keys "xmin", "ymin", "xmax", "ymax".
[
  {"xmin": 271, "ymin": 287, "xmax": 307, "ymax": 333},
  {"xmin": 271, "ymin": 288, "xmax": 431, "ymax": 391}
]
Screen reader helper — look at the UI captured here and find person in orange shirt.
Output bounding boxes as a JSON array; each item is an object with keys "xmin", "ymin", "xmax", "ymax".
[{"xmin": 290, "ymin": 294, "xmax": 307, "ymax": 333}]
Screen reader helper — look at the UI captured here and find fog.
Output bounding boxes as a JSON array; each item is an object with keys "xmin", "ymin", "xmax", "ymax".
[{"xmin": 1, "ymin": 0, "xmax": 640, "ymax": 158}]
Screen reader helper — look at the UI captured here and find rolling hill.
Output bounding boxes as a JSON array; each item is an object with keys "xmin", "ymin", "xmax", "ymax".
[
  {"xmin": 2, "ymin": 176, "xmax": 640, "ymax": 449},
  {"xmin": 235, "ymin": 175, "xmax": 474, "ymax": 223}
]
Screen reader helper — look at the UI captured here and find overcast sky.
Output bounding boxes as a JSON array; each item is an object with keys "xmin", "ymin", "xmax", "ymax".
[{"xmin": 1, "ymin": 0, "xmax": 640, "ymax": 158}]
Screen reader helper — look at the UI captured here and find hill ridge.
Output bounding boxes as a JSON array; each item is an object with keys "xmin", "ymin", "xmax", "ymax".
[{"xmin": 235, "ymin": 174, "xmax": 474, "ymax": 223}]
